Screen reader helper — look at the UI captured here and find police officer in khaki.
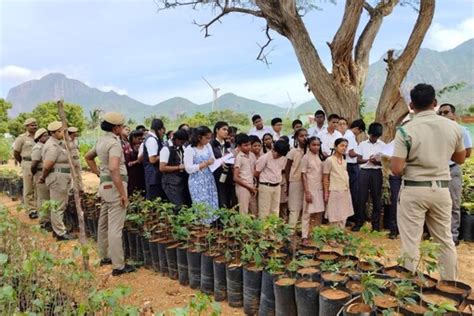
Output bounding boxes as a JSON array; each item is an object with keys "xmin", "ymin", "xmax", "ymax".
[
  {"xmin": 68, "ymin": 127, "xmax": 84, "ymax": 192},
  {"xmin": 85, "ymin": 112, "xmax": 136, "ymax": 276},
  {"xmin": 39, "ymin": 121, "xmax": 76, "ymax": 241},
  {"xmin": 13, "ymin": 117, "xmax": 38, "ymax": 218},
  {"xmin": 392, "ymin": 84, "xmax": 466, "ymax": 281},
  {"xmin": 31, "ymin": 128, "xmax": 51, "ymax": 230}
]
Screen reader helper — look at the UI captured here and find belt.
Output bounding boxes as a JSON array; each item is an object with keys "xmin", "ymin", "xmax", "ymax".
[
  {"xmin": 53, "ymin": 168, "xmax": 70, "ymax": 174},
  {"xmin": 403, "ymin": 180, "xmax": 449, "ymax": 188},
  {"xmin": 100, "ymin": 175, "xmax": 128, "ymax": 183},
  {"xmin": 22, "ymin": 157, "xmax": 32, "ymax": 161},
  {"xmin": 259, "ymin": 182, "xmax": 280, "ymax": 187}
]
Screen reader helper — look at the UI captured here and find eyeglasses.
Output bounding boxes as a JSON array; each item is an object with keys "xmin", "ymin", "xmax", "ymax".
[{"xmin": 438, "ymin": 110, "xmax": 451, "ymax": 116}]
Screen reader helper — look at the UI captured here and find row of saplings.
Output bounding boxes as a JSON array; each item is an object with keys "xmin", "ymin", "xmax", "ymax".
[{"xmin": 81, "ymin": 194, "xmax": 473, "ymax": 316}]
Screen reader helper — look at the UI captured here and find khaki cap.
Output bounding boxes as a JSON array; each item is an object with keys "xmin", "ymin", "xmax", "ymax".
[
  {"xmin": 68, "ymin": 126, "xmax": 78, "ymax": 133},
  {"xmin": 24, "ymin": 118, "xmax": 37, "ymax": 126},
  {"xmin": 47, "ymin": 121, "xmax": 63, "ymax": 132},
  {"xmin": 103, "ymin": 112, "xmax": 125, "ymax": 125},
  {"xmin": 34, "ymin": 128, "xmax": 48, "ymax": 140}
]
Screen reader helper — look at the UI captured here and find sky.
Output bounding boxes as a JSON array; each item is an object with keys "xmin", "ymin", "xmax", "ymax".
[{"xmin": 0, "ymin": 0, "xmax": 473, "ymax": 108}]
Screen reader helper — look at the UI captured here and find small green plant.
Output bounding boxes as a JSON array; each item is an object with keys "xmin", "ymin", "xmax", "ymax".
[
  {"xmin": 266, "ymin": 257, "xmax": 284, "ymax": 274},
  {"xmin": 360, "ymin": 273, "xmax": 385, "ymax": 308},
  {"xmin": 320, "ymin": 260, "xmax": 341, "ymax": 273},
  {"xmin": 166, "ymin": 291, "xmax": 221, "ymax": 316},
  {"xmin": 390, "ymin": 280, "xmax": 418, "ymax": 313},
  {"xmin": 424, "ymin": 301, "xmax": 458, "ymax": 316},
  {"xmin": 311, "ymin": 225, "xmax": 346, "ymax": 249}
]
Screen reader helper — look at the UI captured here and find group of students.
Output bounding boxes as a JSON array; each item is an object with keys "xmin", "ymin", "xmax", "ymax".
[{"xmin": 120, "ymin": 110, "xmax": 402, "ymax": 243}]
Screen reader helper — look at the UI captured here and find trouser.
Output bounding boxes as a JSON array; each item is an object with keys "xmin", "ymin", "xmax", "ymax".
[
  {"xmin": 21, "ymin": 161, "xmax": 36, "ymax": 212},
  {"xmin": 145, "ymin": 183, "xmax": 166, "ymax": 201},
  {"xmin": 162, "ymin": 176, "xmax": 190, "ymax": 208},
  {"xmin": 331, "ymin": 220, "xmax": 346, "ymax": 229},
  {"xmin": 98, "ymin": 181, "xmax": 128, "ymax": 270},
  {"xmin": 301, "ymin": 209, "xmax": 323, "ymax": 239},
  {"xmin": 347, "ymin": 163, "xmax": 359, "ymax": 222},
  {"xmin": 46, "ymin": 173, "xmax": 70, "ymax": 236},
  {"xmin": 217, "ymin": 181, "xmax": 235, "ymax": 208},
  {"xmin": 34, "ymin": 173, "xmax": 50, "ymax": 224},
  {"xmin": 398, "ymin": 184, "xmax": 457, "ymax": 280},
  {"xmin": 357, "ymin": 169, "xmax": 383, "ymax": 228},
  {"xmin": 288, "ymin": 180, "xmax": 304, "ymax": 228},
  {"xmin": 449, "ymin": 164, "xmax": 462, "ymax": 242},
  {"xmin": 235, "ymin": 185, "xmax": 257, "ymax": 216},
  {"xmin": 258, "ymin": 184, "xmax": 281, "ymax": 219},
  {"xmin": 388, "ymin": 175, "xmax": 402, "ymax": 233}
]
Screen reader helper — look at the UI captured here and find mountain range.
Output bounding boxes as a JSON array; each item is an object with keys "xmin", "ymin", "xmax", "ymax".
[{"xmin": 6, "ymin": 39, "xmax": 473, "ymax": 120}]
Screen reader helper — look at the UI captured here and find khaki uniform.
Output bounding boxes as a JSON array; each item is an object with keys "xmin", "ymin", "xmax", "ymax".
[
  {"xmin": 70, "ymin": 140, "xmax": 84, "ymax": 191},
  {"xmin": 234, "ymin": 151, "xmax": 257, "ymax": 216},
  {"xmin": 31, "ymin": 142, "xmax": 50, "ymax": 221},
  {"xmin": 43, "ymin": 137, "xmax": 71, "ymax": 236},
  {"xmin": 13, "ymin": 133, "xmax": 36, "ymax": 211},
  {"xmin": 393, "ymin": 110, "xmax": 464, "ymax": 281},
  {"xmin": 256, "ymin": 152, "xmax": 287, "ymax": 219},
  {"xmin": 287, "ymin": 147, "xmax": 305, "ymax": 227},
  {"xmin": 93, "ymin": 132, "xmax": 128, "ymax": 270}
]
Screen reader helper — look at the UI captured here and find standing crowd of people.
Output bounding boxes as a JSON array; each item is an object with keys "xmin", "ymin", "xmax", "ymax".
[{"xmin": 12, "ymin": 83, "xmax": 471, "ymax": 278}]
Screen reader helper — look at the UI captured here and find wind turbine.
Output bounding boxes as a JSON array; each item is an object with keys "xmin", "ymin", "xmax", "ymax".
[
  {"xmin": 202, "ymin": 76, "xmax": 220, "ymax": 112},
  {"xmin": 285, "ymin": 92, "xmax": 296, "ymax": 119}
]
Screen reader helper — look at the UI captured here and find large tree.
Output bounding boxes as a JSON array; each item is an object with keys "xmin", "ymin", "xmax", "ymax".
[{"xmin": 158, "ymin": 0, "xmax": 435, "ymax": 140}]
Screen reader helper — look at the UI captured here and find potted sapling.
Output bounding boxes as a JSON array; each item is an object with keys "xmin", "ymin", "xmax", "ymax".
[{"xmin": 343, "ymin": 272, "xmax": 385, "ymax": 316}]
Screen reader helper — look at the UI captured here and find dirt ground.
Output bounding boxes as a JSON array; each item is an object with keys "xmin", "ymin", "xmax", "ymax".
[{"xmin": 1, "ymin": 168, "xmax": 473, "ymax": 315}]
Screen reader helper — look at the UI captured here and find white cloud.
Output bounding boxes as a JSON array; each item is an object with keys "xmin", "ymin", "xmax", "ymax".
[
  {"xmin": 0, "ymin": 65, "xmax": 34, "ymax": 81},
  {"xmin": 426, "ymin": 17, "xmax": 474, "ymax": 50},
  {"xmin": 98, "ymin": 85, "xmax": 128, "ymax": 96}
]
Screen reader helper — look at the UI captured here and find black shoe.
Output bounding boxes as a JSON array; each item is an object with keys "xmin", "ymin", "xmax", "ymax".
[
  {"xmin": 112, "ymin": 264, "xmax": 137, "ymax": 276},
  {"xmin": 55, "ymin": 233, "xmax": 77, "ymax": 241},
  {"xmin": 389, "ymin": 231, "xmax": 398, "ymax": 240},
  {"xmin": 351, "ymin": 225, "xmax": 362, "ymax": 232},
  {"xmin": 29, "ymin": 211, "xmax": 39, "ymax": 219},
  {"xmin": 454, "ymin": 239, "xmax": 460, "ymax": 246},
  {"xmin": 372, "ymin": 226, "xmax": 381, "ymax": 232},
  {"xmin": 100, "ymin": 258, "xmax": 112, "ymax": 266},
  {"xmin": 40, "ymin": 222, "xmax": 53, "ymax": 232}
]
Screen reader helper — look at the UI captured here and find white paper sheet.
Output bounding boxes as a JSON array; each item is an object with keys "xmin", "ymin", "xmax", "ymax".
[
  {"xmin": 380, "ymin": 142, "xmax": 395, "ymax": 157},
  {"xmin": 209, "ymin": 153, "xmax": 234, "ymax": 172}
]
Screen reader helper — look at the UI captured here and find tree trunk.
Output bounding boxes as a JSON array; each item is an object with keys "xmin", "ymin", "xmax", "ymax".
[{"xmin": 376, "ymin": 0, "xmax": 435, "ymax": 141}]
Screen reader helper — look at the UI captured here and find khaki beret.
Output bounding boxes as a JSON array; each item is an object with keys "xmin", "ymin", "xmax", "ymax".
[
  {"xmin": 34, "ymin": 128, "xmax": 48, "ymax": 140},
  {"xmin": 24, "ymin": 118, "xmax": 37, "ymax": 126},
  {"xmin": 47, "ymin": 121, "xmax": 63, "ymax": 132},
  {"xmin": 103, "ymin": 112, "xmax": 125, "ymax": 125},
  {"xmin": 68, "ymin": 127, "xmax": 78, "ymax": 133}
]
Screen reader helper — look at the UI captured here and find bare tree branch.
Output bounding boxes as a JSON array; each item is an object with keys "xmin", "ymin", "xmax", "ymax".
[
  {"xmin": 256, "ymin": 25, "xmax": 274, "ymax": 66},
  {"xmin": 355, "ymin": 0, "xmax": 398, "ymax": 89}
]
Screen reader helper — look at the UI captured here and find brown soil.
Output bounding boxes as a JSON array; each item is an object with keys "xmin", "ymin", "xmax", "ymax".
[
  {"xmin": 373, "ymin": 294, "xmax": 398, "ymax": 309},
  {"xmin": 346, "ymin": 280, "xmax": 363, "ymax": 294},
  {"xmin": 298, "ymin": 249, "xmax": 317, "ymax": 256},
  {"xmin": 296, "ymin": 280, "xmax": 320, "ymax": 289},
  {"xmin": 413, "ymin": 276, "xmax": 437, "ymax": 288},
  {"xmin": 275, "ymin": 278, "xmax": 295, "ymax": 286},
  {"xmin": 269, "ymin": 252, "xmax": 286, "ymax": 259},
  {"xmin": 300, "ymin": 259, "xmax": 321, "ymax": 267},
  {"xmin": 461, "ymin": 303, "xmax": 473, "ymax": 313},
  {"xmin": 297, "ymin": 267, "xmax": 319, "ymax": 275},
  {"xmin": 167, "ymin": 242, "xmax": 181, "ymax": 249},
  {"xmin": 320, "ymin": 288, "xmax": 350, "ymax": 300},
  {"xmin": 347, "ymin": 302, "xmax": 372, "ymax": 313},
  {"xmin": 385, "ymin": 268, "xmax": 412, "ymax": 279},
  {"xmin": 318, "ymin": 253, "xmax": 338, "ymax": 261},
  {"xmin": 436, "ymin": 282, "xmax": 467, "ymax": 295},
  {"xmin": 403, "ymin": 303, "xmax": 428, "ymax": 314},
  {"xmin": 214, "ymin": 255, "xmax": 227, "ymax": 264},
  {"xmin": 321, "ymin": 272, "xmax": 347, "ymax": 282},
  {"xmin": 245, "ymin": 264, "xmax": 262, "ymax": 272},
  {"xmin": 422, "ymin": 293, "xmax": 458, "ymax": 306},
  {"xmin": 358, "ymin": 261, "xmax": 380, "ymax": 271}
]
